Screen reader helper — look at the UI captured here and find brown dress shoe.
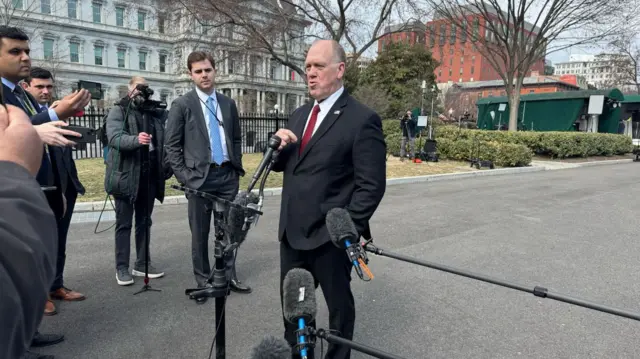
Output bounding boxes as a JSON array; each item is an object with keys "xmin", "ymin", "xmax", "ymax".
[
  {"xmin": 50, "ymin": 287, "xmax": 86, "ymax": 301},
  {"xmin": 44, "ymin": 297, "xmax": 57, "ymax": 316}
]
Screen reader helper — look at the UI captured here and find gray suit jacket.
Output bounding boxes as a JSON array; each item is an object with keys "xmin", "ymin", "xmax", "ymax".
[{"xmin": 164, "ymin": 89, "xmax": 245, "ymax": 190}]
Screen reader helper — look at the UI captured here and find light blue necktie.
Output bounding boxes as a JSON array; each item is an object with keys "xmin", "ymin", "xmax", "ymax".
[{"xmin": 206, "ymin": 96, "xmax": 224, "ymax": 165}]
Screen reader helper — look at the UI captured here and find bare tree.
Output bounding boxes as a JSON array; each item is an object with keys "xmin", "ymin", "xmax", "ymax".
[
  {"xmin": 168, "ymin": 0, "xmax": 430, "ymax": 82},
  {"xmin": 607, "ymin": 34, "xmax": 640, "ymax": 94},
  {"xmin": 426, "ymin": 0, "xmax": 626, "ymax": 131}
]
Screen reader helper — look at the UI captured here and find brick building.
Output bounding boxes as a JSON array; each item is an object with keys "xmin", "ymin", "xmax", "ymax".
[
  {"xmin": 377, "ymin": 21, "xmax": 426, "ymax": 52},
  {"xmin": 378, "ymin": 7, "xmax": 545, "ymax": 84}
]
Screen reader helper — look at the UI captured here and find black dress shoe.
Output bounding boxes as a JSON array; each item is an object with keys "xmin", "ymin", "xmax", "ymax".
[
  {"xmin": 31, "ymin": 332, "xmax": 64, "ymax": 347},
  {"xmin": 230, "ymin": 279, "xmax": 252, "ymax": 294},
  {"xmin": 23, "ymin": 350, "xmax": 55, "ymax": 359}
]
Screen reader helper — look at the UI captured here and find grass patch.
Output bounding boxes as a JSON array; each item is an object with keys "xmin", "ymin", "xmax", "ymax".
[{"xmin": 75, "ymin": 154, "xmax": 473, "ymax": 202}]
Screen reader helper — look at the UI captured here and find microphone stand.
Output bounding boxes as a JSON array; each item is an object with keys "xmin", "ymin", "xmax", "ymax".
[
  {"xmin": 171, "ymin": 148, "xmax": 272, "ymax": 359},
  {"xmin": 134, "ymin": 110, "xmax": 161, "ymax": 296},
  {"xmin": 299, "ymin": 327, "xmax": 407, "ymax": 359},
  {"xmin": 362, "ymin": 240, "xmax": 640, "ymax": 322}
]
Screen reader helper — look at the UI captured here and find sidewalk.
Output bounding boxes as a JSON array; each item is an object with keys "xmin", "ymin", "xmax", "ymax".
[{"xmin": 71, "ymin": 158, "xmax": 634, "ymax": 221}]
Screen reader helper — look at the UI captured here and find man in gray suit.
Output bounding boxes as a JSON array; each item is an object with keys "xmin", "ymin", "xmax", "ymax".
[{"xmin": 164, "ymin": 51, "xmax": 251, "ymax": 303}]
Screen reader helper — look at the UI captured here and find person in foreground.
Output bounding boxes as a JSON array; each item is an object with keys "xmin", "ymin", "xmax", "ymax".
[
  {"xmin": 272, "ymin": 39, "xmax": 387, "ymax": 359},
  {"xmin": 164, "ymin": 51, "xmax": 251, "ymax": 301},
  {"xmin": 0, "ymin": 104, "xmax": 58, "ymax": 359}
]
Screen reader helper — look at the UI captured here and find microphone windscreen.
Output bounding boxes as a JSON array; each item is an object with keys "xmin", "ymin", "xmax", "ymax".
[
  {"xmin": 326, "ymin": 208, "xmax": 358, "ymax": 248},
  {"xmin": 249, "ymin": 335, "xmax": 292, "ymax": 359},
  {"xmin": 226, "ymin": 191, "xmax": 254, "ymax": 245},
  {"xmin": 282, "ymin": 268, "xmax": 316, "ymax": 324}
]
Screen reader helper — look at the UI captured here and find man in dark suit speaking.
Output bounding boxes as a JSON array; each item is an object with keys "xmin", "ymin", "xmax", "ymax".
[
  {"xmin": 272, "ymin": 40, "xmax": 387, "ymax": 359},
  {"xmin": 164, "ymin": 51, "xmax": 251, "ymax": 301}
]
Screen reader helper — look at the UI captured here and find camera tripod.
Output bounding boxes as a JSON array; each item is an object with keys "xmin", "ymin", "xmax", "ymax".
[{"xmin": 133, "ymin": 111, "xmax": 161, "ymax": 296}]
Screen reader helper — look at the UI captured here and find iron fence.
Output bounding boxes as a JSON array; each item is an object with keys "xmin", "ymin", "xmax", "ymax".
[{"xmin": 69, "ymin": 108, "xmax": 289, "ymax": 159}]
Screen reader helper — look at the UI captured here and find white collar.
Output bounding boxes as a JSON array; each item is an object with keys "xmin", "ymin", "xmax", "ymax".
[
  {"xmin": 195, "ymin": 86, "xmax": 217, "ymax": 103},
  {"xmin": 314, "ymin": 86, "xmax": 344, "ymax": 112}
]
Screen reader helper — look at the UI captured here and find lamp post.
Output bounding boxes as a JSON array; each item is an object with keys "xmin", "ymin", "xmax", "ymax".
[
  {"xmin": 273, "ymin": 103, "xmax": 280, "ymax": 133},
  {"xmin": 429, "ymin": 85, "xmax": 436, "ymax": 139}
]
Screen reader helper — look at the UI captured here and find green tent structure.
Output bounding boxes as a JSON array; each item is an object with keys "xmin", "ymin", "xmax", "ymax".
[{"xmin": 475, "ymin": 89, "xmax": 624, "ymax": 133}]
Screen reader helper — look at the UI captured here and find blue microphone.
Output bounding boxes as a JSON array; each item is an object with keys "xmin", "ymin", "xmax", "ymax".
[
  {"xmin": 282, "ymin": 268, "xmax": 317, "ymax": 358},
  {"xmin": 326, "ymin": 208, "xmax": 364, "ymax": 278}
]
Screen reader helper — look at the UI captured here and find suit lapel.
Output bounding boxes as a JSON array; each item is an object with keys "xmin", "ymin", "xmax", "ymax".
[
  {"xmin": 188, "ymin": 91, "xmax": 209, "ymax": 140},
  {"xmin": 293, "ymin": 103, "xmax": 313, "ymax": 140},
  {"xmin": 216, "ymin": 92, "xmax": 234, "ymax": 158},
  {"xmin": 296, "ymin": 92, "xmax": 349, "ymax": 167},
  {"xmin": 3, "ymin": 84, "xmax": 23, "ymax": 110}
]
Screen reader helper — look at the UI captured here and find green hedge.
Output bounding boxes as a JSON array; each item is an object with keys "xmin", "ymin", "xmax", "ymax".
[
  {"xmin": 385, "ymin": 134, "xmax": 533, "ymax": 167},
  {"xmin": 436, "ymin": 126, "xmax": 633, "ymax": 158},
  {"xmin": 383, "ymin": 122, "xmax": 634, "ymax": 160}
]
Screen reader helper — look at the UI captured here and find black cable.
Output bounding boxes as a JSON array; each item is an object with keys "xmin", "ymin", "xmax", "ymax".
[{"xmin": 94, "ymin": 98, "xmax": 133, "ymax": 234}]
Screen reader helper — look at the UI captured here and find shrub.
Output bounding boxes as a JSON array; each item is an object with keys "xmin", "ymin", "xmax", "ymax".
[
  {"xmin": 385, "ymin": 134, "xmax": 533, "ymax": 167},
  {"xmin": 436, "ymin": 126, "xmax": 633, "ymax": 159}
]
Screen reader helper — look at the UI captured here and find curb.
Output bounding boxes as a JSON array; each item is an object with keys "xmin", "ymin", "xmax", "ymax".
[{"xmin": 72, "ymin": 158, "xmax": 633, "ymax": 213}]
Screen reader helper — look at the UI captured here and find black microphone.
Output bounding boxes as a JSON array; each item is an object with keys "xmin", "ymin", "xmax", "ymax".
[
  {"xmin": 225, "ymin": 190, "xmax": 260, "ymax": 249},
  {"xmin": 282, "ymin": 268, "xmax": 316, "ymax": 359},
  {"xmin": 326, "ymin": 208, "xmax": 373, "ymax": 280},
  {"xmin": 247, "ymin": 135, "xmax": 281, "ymax": 193},
  {"xmin": 249, "ymin": 335, "xmax": 292, "ymax": 359}
]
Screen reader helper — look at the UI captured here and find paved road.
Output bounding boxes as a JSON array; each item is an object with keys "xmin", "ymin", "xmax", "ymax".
[{"xmin": 38, "ymin": 163, "xmax": 640, "ymax": 359}]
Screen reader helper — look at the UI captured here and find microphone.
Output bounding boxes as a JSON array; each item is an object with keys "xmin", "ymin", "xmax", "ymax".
[
  {"xmin": 326, "ymin": 208, "xmax": 374, "ymax": 280},
  {"xmin": 249, "ymin": 335, "xmax": 292, "ymax": 359},
  {"xmin": 282, "ymin": 268, "xmax": 316, "ymax": 359},
  {"xmin": 247, "ymin": 135, "xmax": 281, "ymax": 193},
  {"xmin": 225, "ymin": 190, "xmax": 261, "ymax": 249}
]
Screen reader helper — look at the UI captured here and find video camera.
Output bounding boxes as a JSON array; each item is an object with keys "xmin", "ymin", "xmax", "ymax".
[{"xmin": 132, "ymin": 83, "xmax": 167, "ymax": 112}]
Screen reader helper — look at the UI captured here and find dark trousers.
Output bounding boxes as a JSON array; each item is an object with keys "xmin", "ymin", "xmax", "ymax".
[
  {"xmin": 50, "ymin": 184, "xmax": 78, "ymax": 291},
  {"xmin": 187, "ymin": 165, "xmax": 239, "ymax": 287},
  {"xmin": 280, "ymin": 235, "xmax": 355, "ymax": 359},
  {"xmin": 114, "ymin": 175, "xmax": 157, "ymax": 270}
]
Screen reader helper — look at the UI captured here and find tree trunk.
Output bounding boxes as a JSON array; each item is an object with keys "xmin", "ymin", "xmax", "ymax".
[{"xmin": 508, "ymin": 91, "xmax": 521, "ymax": 132}]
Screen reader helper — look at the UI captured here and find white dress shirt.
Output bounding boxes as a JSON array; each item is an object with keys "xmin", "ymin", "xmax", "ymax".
[
  {"xmin": 302, "ymin": 86, "xmax": 344, "ymax": 136},
  {"xmin": 195, "ymin": 87, "xmax": 229, "ymax": 162}
]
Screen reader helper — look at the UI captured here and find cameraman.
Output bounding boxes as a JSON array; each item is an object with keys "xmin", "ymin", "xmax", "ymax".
[
  {"xmin": 400, "ymin": 110, "xmax": 417, "ymax": 161},
  {"xmin": 104, "ymin": 76, "xmax": 171, "ymax": 286}
]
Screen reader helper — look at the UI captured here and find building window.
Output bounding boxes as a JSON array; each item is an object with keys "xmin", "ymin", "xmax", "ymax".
[
  {"xmin": 94, "ymin": 45, "xmax": 103, "ymax": 65},
  {"xmin": 160, "ymin": 93, "xmax": 168, "ymax": 103},
  {"xmin": 450, "ymin": 24, "xmax": 456, "ymax": 44},
  {"xmin": 158, "ymin": 15, "xmax": 165, "ymax": 33},
  {"xmin": 471, "ymin": 66, "xmax": 474, "ymax": 74},
  {"xmin": 139, "ymin": 51, "xmax": 147, "ymax": 70},
  {"xmin": 41, "ymin": 0, "xmax": 50, "ymax": 13},
  {"xmin": 439, "ymin": 24, "xmax": 446, "ymax": 45},
  {"xmin": 228, "ymin": 56, "xmax": 235, "ymax": 74},
  {"xmin": 43, "ymin": 39, "xmax": 54, "ymax": 60},
  {"xmin": 92, "ymin": 2, "xmax": 101, "ymax": 23},
  {"xmin": 117, "ymin": 48, "xmax": 126, "ymax": 68},
  {"xmin": 68, "ymin": 0, "xmax": 77, "ymax": 18},
  {"xmin": 12, "ymin": 0, "xmax": 22, "ymax": 9},
  {"xmin": 115, "ymin": 7, "xmax": 124, "ymax": 26},
  {"xmin": 460, "ymin": 20, "xmax": 467, "ymax": 43},
  {"xmin": 270, "ymin": 61, "xmax": 277, "ymax": 79},
  {"xmin": 472, "ymin": 18, "xmax": 479, "ymax": 41},
  {"xmin": 69, "ymin": 41, "xmax": 80, "ymax": 63},
  {"xmin": 159, "ymin": 53, "xmax": 166, "ymax": 72},
  {"xmin": 137, "ymin": 10, "xmax": 146, "ymax": 30}
]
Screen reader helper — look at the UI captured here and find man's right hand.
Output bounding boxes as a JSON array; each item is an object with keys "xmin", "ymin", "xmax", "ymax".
[
  {"xmin": 274, "ymin": 129, "xmax": 297, "ymax": 150},
  {"xmin": 35, "ymin": 121, "xmax": 81, "ymax": 147},
  {"xmin": 0, "ymin": 104, "xmax": 44, "ymax": 176},
  {"xmin": 138, "ymin": 132, "xmax": 152, "ymax": 145},
  {"xmin": 53, "ymin": 89, "xmax": 91, "ymax": 120}
]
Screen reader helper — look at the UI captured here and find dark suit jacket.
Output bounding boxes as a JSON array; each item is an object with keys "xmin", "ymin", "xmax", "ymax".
[
  {"xmin": 164, "ymin": 89, "xmax": 245, "ymax": 190},
  {"xmin": 2, "ymin": 83, "xmax": 73, "ymax": 217},
  {"xmin": 0, "ymin": 161, "xmax": 57, "ymax": 359},
  {"xmin": 272, "ymin": 90, "xmax": 387, "ymax": 251}
]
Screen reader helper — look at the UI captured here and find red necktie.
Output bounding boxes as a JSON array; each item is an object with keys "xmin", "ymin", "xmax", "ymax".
[{"xmin": 299, "ymin": 104, "xmax": 320, "ymax": 154}]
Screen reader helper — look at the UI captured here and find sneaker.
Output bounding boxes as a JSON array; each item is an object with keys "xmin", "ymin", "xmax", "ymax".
[
  {"xmin": 116, "ymin": 268, "xmax": 134, "ymax": 286},
  {"xmin": 132, "ymin": 263, "xmax": 165, "ymax": 279}
]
